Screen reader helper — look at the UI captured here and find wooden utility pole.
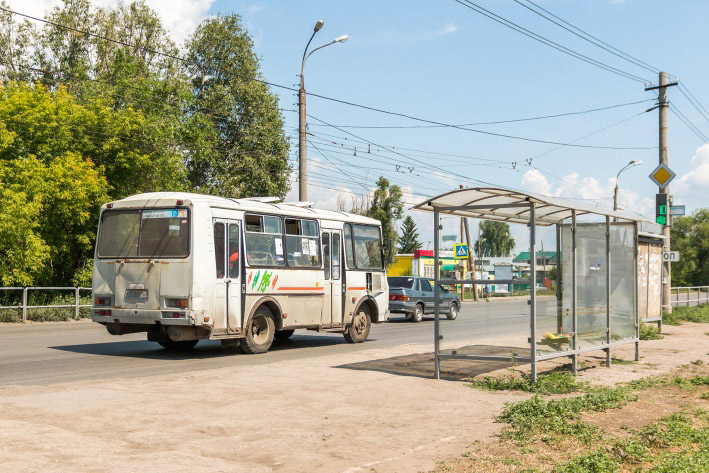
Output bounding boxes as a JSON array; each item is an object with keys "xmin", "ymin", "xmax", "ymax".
[{"xmin": 646, "ymin": 72, "xmax": 677, "ymax": 313}]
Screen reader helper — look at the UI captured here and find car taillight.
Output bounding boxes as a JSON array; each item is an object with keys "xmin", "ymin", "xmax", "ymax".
[
  {"xmin": 169, "ymin": 298, "xmax": 188, "ymax": 308},
  {"xmin": 95, "ymin": 310, "xmax": 111, "ymax": 316},
  {"xmin": 389, "ymin": 294, "xmax": 408, "ymax": 301}
]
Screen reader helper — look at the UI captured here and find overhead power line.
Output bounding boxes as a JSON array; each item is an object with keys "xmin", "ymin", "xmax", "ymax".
[
  {"xmin": 669, "ymin": 104, "xmax": 709, "ymax": 143},
  {"xmin": 514, "ymin": 0, "xmax": 661, "ymax": 75},
  {"xmin": 307, "ymin": 99, "xmax": 655, "ymax": 129},
  {"xmin": 452, "ymin": 0, "xmax": 650, "ymax": 83},
  {"xmin": 677, "ymin": 82, "xmax": 709, "ymax": 124}
]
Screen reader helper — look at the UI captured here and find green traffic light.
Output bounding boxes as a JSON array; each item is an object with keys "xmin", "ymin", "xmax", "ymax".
[
  {"xmin": 659, "ymin": 205, "xmax": 667, "ymax": 215},
  {"xmin": 656, "ymin": 216, "xmax": 667, "ymax": 225}
]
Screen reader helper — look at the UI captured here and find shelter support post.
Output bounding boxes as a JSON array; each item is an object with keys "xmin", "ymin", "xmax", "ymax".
[
  {"xmin": 571, "ymin": 210, "xmax": 578, "ymax": 375},
  {"xmin": 434, "ymin": 208, "xmax": 441, "ymax": 379},
  {"xmin": 556, "ymin": 224, "xmax": 562, "ymax": 333},
  {"xmin": 605, "ymin": 216, "xmax": 612, "ymax": 368},
  {"xmin": 634, "ymin": 221, "xmax": 640, "ymax": 361},
  {"xmin": 529, "ymin": 202, "xmax": 537, "ymax": 383}
]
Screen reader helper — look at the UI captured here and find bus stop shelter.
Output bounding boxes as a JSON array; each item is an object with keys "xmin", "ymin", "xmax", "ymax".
[{"xmin": 413, "ymin": 186, "xmax": 655, "ymax": 382}]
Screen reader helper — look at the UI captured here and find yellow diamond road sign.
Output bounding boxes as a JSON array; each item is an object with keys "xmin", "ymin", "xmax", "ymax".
[{"xmin": 649, "ymin": 163, "xmax": 676, "ymax": 190}]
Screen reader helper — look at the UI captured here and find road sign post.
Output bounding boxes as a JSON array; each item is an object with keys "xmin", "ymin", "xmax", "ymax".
[
  {"xmin": 454, "ymin": 243, "xmax": 468, "ymax": 260},
  {"xmin": 670, "ymin": 205, "xmax": 685, "ymax": 216},
  {"xmin": 655, "ymin": 193, "xmax": 669, "ymax": 226},
  {"xmin": 663, "ymin": 251, "xmax": 680, "ymax": 263}
]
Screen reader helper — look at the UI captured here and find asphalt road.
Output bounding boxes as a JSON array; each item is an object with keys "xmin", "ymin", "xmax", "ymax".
[{"xmin": 0, "ymin": 298, "xmax": 556, "ymax": 387}]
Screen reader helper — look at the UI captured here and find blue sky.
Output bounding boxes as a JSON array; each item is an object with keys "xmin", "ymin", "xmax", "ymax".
[
  {"xmin": 19, "ymin": 0, "xmax": 709, "ymax": 250},
  {"xmin": 208, "ymin": 0, "xmax": 708, "ymax": 248}
]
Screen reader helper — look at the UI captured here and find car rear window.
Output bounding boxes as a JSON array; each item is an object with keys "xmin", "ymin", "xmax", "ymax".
[{"xmin": 387, "ymin": 277, "xmax": 414, "ymax": 289}]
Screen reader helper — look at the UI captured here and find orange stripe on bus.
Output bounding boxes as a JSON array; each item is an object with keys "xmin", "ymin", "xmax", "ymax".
[
  {"xmin": 348, "ymin": 287, "xmax": 366, "ymax": 291},
  {"xmin": 277, "ymin": 287, "xmax": 324, "ymax": 291}
]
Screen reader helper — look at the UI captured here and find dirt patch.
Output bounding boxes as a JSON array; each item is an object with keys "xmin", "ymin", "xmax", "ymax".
[{"xmin": 338, "ymin": 345, "xmax": 530, "ymax": 381}]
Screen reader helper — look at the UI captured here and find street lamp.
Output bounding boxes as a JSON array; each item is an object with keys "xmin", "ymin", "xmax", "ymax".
[
  {"xmin": 298, "ymin": 20, "xmax": 348, "ymax": 201},
  {"xmin": 613, "ymin": 160, "xmax": 642, "ymax": 211}
]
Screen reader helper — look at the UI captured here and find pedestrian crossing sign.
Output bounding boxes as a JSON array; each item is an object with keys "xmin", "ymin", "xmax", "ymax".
[{"xmin": 454, "ymin": 243, "xmax": 468, "ymax": 260}]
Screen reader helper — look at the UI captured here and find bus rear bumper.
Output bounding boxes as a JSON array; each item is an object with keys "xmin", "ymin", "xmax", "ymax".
[{"xmin": 92, "ymin": 308, "xmax": 196, "ymax": 326}]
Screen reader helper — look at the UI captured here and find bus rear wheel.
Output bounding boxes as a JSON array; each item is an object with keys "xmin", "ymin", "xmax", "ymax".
[
  {"xmin": 344, "ymin": 311, "xmax": 371, "ymax": 343},
  {"xmin": 240, "ymin": 306, "xmax": 275, "ymax": 354},
  {"xmin": 150, "ymin": 329, "xmax": 199, "ymax": 351}
]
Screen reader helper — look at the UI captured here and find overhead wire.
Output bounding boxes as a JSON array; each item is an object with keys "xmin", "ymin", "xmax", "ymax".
[
  {"xmin": 305, "ymin": 99, "xmax": 655, "ymax": 129},
  {"xmin": 514, "ymin": 0, "xmax": 661, "ymax": 75},
  {"xmin": 669, "ymin": 104, "xmax": 709, "ymax": 143},
  {"xmin": 452, "ymin": 0, "xmax": 650, "ymax": 83}
]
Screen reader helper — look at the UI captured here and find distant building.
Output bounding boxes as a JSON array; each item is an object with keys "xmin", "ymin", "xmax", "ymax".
[{"xmin": 513, "ymin": 251, "xmax": 557, "ymax": 266}]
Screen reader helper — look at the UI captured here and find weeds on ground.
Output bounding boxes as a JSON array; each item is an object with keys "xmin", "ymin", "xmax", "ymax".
[
  {"xmin": 553, "ymin": 409, "xmax": 709, "ymax": 473},
  {"xmin": 497, "ymin": 386, "xmax": 636, "ymax": 442},
  {"xmin": 469, "ymin": 371, "xmax": 585, "ymax": 395},
  {"xmin": 640, "ymin": 323, "xmax": 664, "ymax": 340},
  {"xmin": 663, "ymin": 303, "xmax": 709, "ymax": 325}
]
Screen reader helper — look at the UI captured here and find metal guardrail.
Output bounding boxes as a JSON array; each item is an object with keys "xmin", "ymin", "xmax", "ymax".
[
  {"xmin": 671, "ymin": 286, "xmax": 709, "ymax": 307},
  {"xmin": 0, "ymin": 287, "xmax": 92, "ymax": 321}
]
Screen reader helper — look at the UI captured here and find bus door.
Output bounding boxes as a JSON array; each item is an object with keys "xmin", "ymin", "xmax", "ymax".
[
  {"xmin": 321, "ymin": 231, "xmax": 344, "ymax": 327},
  {"xmin": 213, "ymin": 219, "xmax": 242, "ymax": 333}
]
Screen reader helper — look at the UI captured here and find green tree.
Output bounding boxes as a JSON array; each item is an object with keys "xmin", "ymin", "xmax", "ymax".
[
  {"xmin": 398, "ymin": 215, "xmax": 422, "ymax": 253},
  {"xmin": 671, "ymin": 209, "xmax": 708, "ymax": 286},
  {"xmin": 367, "ymin": 177, "xmax": 404, "ymax": 262},
  {"xmin": 184, "ymin": 14, "xmax": 290, "ymax": 198},
  {"xmin": 476, "ymin": 220, "xmax": 515, "ymax": 257},
  {"xmin": 0, "ymin": 154, "xmax": 108, "ymax": 286}
]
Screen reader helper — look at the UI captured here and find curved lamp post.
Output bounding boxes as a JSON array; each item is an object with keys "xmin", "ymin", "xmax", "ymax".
[
  {"xmin": 298, "ymin": 20, "xmax": 348, "ymax": 201},
  {"xmin": 613, "ymin": 160, "xmax": 642, "ymax": 211}
]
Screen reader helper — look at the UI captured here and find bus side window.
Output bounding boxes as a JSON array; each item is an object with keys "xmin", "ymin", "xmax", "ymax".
[
  {"xmin": 228, "ymin": 224, "xmax": 240, "ymax": 278},
  {"xmin": 332, "ymin": 234, "xmax": 341, "ymax": 280},
  {"xmin": 214, "ymin": 222, "xmax": 225, "ymax": 279},
  {"xmin": 322, "ymin": 232, "xmax": 331, "ymax": 280},
  {"xmin": 343, "ymin": 224, "xmax": 355, "ymax": 269}
]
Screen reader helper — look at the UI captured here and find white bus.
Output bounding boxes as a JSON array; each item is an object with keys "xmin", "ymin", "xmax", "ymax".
[{"xmin": 92, "ymin": 192, "xmax": 389, "ymax": 353}]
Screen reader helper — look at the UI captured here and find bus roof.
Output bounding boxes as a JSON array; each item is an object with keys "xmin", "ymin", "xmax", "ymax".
[{"xmin": 104, "ymin": 192, "xmax": 381, "ymax": 226}]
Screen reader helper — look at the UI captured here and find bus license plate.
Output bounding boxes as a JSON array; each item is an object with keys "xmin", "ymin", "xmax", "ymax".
[{"xmin": 126, "ymin": 289, "xmax": 148, "ymax": 298}]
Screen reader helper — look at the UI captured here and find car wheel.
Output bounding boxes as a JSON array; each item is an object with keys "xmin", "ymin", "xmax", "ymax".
[
  {"xmin": 447, "ymin": 302, "xmax": 459, "ymax": 320},
  {"xmin": 411, "ymin": 303, "xmax": 424, "ymax": 323},
  {"xmin": 240, "ymin": 306, "xmax": 276, "ymax": 354}
]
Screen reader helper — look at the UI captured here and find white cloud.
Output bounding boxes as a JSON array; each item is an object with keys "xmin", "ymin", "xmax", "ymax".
[
  {"xmin": 6, "ymin": 0, "xmax": 216, "ymax": 45},
  {"xmin": 520, "ymin": 168, "xmax": 654, "ymax": 218},
  {"xmin": 366, "ymin": 23, "xmax": 459, "ymax": 45},
  {"xmin": 521, "ymin": 169, "xmax": 553, "ymax": 196},
  {"xmin": 673, "ymin": 143, "xmax": 709, "ymax": 203},
  {"xmin": 436, "ymin": 23, "xmax": 458, "ymax": 36}
]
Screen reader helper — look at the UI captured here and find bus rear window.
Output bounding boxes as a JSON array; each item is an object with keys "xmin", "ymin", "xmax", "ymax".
[{"xmin": 97, "ymin": 209, "xmax": 190, "ymax": 258}]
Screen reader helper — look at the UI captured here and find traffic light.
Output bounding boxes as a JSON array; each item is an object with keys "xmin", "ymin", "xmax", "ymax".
[{"xmin": 656, "ymin": 193, "xmax": 668, "ymax": 225}]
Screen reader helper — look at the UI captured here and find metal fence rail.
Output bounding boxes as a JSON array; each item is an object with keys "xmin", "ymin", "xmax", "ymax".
[
  {"xmin": 0, "ymin": 287, "xmax": 92, "ymax": 321},
  {"xmin": 671, "ymin": 286, "xmax": 709, "ymax": 307}
]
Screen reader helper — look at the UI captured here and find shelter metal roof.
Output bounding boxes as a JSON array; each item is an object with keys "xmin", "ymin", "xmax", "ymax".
[{"xmin": 412, "ymin": 187, "xmax": 649, "ymax": 227}]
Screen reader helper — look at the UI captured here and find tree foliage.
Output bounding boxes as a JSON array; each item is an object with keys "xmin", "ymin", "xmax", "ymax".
[
  {"xmin": 367, "ymin": 177, "xmax": 404, "ymax": 262},
  {"xmin": 0, "ymin": 0, "xmax": 290, "ymax": 285},
  {"xmin": 398, "ymin": 215, "xmax": 422, "ymax": 253},
  {"xmin": 476, "ymin": 220, "xmax": 515, "ymax": 257},
  {"xmin": 670, "ymin": 209, "xmax": 708, "ymax": 286}
]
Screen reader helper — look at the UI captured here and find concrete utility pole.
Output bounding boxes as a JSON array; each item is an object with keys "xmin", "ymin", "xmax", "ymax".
[
  {"xmin": 646, "ymin": 72, "xmax": 677, "ymax": 313},
  {"xmin": 459, "ymin": 187, "xmax": 466, "ymax": 301},
  {"xmin": 459, "ymin": 185, "xmax": 478, "ymax": 301},
  {"xmin": 298, "ymin": 21, "xmax": 348, "ymax": 201}
]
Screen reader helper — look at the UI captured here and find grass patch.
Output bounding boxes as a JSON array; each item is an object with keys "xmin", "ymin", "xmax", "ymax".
[
  {"xmin": 611, "ymin": 358, "xmax": 637, "ymax": 365},
  {"xmin": 470, "ymin": 371, "xmax": 585, "ymax": 395},
  {"xmin": 640, "ymin": 323, "xmax": 664, "ymax": 340},
  {"xmin": 663, "ymin": 303, "xmax": 709, "ymax": 325},
  {"xmin": 498, "ymin": 386, "xmax": 636, "ymax": 442}
]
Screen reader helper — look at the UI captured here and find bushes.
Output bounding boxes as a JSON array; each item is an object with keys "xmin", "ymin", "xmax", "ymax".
[{"xmin": 663, "ymin": 303, "xmax": 709, "ymax": 325}]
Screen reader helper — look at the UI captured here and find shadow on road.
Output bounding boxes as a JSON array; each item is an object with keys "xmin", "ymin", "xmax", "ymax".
[
  {"xmin": 337, "ymin": 345, "xmax": 530, "ymax": 382},
  {"xmin": 49, "ymin": 333, "xmax": 354, "ymax": 360}
]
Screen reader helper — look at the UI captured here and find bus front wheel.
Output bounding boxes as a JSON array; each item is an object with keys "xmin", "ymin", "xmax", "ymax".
[
  {"xmin": 344, "ymin": 311, "xmax": 371, "ymax": 343},
  {"xmin": 240, "ymin": 306, "xmax": 275, "ymax": 354}
]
